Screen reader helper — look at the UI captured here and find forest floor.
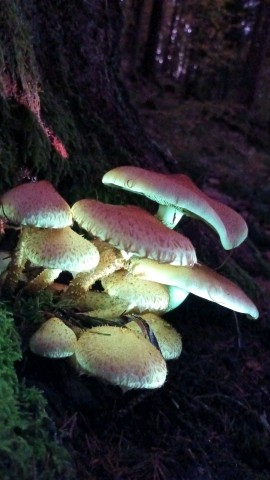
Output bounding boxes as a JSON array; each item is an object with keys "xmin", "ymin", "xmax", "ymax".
[{"xmin": 17, "ymin": 82, "xmax": 270, "ymax": 480}]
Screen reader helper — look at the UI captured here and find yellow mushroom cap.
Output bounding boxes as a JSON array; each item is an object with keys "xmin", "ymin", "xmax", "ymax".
[
  {"xmin": 0, "ymin": 180, "xmax": 72, "ymax": 228},
  {"xmin": 29, "ymin": 317, "xmax": 77, "ymax": 358},
  {"xmin": 101, "ymin": 270, "xmax": 170, "ymax": 313},
  {"xmin": 71, "ymin": 199, "xmax": 196, "ymax": 266},
  {"xmin": 23, "ymin": 226, "xmax": 100, "ymax": 272},
  {"xmin": 127, "ymin": 313, "xmax": 182, "ymax": 360},
  {"xmin": 102, "ymin": 166, "xmax": 248, "ymax": 249},
  {"xmin": 75, "ymin": 326, "xmax": 167, "ymax": 389}
]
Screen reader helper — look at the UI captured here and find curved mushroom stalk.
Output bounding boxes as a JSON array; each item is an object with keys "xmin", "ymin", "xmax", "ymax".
[
  {"xmin": 64, "ymin": 240, "xmax": 127, "ymax": 300},
  {"xmin": 128, "ymin": 257, "xmax": 259, "ymax": 320},
  {"xmin": 24, "ymin": 268, "xmax": 62, "ymax": 294}
]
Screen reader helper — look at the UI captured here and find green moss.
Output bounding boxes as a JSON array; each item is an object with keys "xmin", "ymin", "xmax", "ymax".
[{"xmin": 0, "ymin": 304, "xmax": 75, "ymax": 480}]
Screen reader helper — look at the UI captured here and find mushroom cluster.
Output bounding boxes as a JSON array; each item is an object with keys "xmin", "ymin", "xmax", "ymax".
[{"xmin": 0, "ymin": 168, "xmax": 259, "ymax": 390}]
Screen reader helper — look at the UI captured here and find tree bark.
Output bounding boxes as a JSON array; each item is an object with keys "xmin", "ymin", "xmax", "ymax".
[
  {"xmin": 238, "ymin": 0, "xmax": 270, "ymax": 106},
  {"xmin": 140, "ymin": 0, "xmax": 164, "ymax": 78},
  {"xmin": 0, "ymin": 0, "xmax": 173, "ymax": 200}
]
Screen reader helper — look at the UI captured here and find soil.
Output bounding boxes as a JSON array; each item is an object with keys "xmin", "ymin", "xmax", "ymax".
[{"xmin": 15, "ymin": 84, "xmax": 270, "ymax": 480}]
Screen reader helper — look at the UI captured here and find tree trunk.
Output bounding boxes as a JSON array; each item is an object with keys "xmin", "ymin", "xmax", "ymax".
[
  {"xmin": 238, "ymin": 0, "xmax": 270, "ymax": 107},
  {"xmin": 140, "ymin": 0, "xmax": 164, "ymax": 78},
  {"xmin": 0, "ymin": 0, "xmax": 172, "ymax": 201}
]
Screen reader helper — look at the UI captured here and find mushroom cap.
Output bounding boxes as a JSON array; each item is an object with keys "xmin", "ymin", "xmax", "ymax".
[
  {"xmin": 24, "ymin": 226, "xmax": 100, "ymax": 272},
  {"xmin": 102, "ymin": 166, "xmax": 248, "ymax": 249},
  {"xmin": 71, "ymin": 199, "xmax": 196, "ymax": 266},
  {"xmin": 101, "ymin": 270, "xmax": 170, "ymax": 313},
  {"xmin": 129, "ymin": 257, "xmax": 259, "ymax": 319},
  {"xmin": 75, "ymin": 326, "xmax": 167, "ymax": 389},
  {"xmin": 29, "ymin": 317, "xmax": 77, "ymax": 358},
  {"xmin": 0, "ymin": 180, "xmax": 72, "ymax": 228},
  {"xmin": 127, "ymin": 313, "xmax": 182, "ymax": 360}
]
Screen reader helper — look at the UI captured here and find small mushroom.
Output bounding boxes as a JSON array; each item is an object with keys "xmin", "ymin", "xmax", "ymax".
[
  {"xmin": 70, "ymin": 290, "xmax": 130, "ymax": 319},
  {"xmin": 71, "ymin": 199, "xmax": 196, "ymax": 266},
  {"xmin": 75, "ymin": 326, "xmax": 167, "ymax": 389},
  {"xmin": 127, "ymin": 313, "xmax": 182, "ymax": 360},
  {"xmin": 101, "ymin": 270, "xmax": 189, "ymax": 313},
  {"xmin": 0, "ymin": 180, "xmax": 72, "ymax": 228},
  {"xmin": 64, "ymin": 239, "xmax": 127, "ymax": 299},
  {"xmin": 29, "ymin": 317, "xmax": 77, "ymax": 358},
  {"xmin": 128, "ymin": 257, "xmax": 259, "ymax": 319},
  {"xmin": 11, "ymin": 226, "xmax": 100, "ymax": 292},
  {"xmin": 101, "ymin": 270, "xmax": 170, "ymax": 313},
  {"xmin": 102, "ymin": 166, "xmax": 248, "ymax": 249}
]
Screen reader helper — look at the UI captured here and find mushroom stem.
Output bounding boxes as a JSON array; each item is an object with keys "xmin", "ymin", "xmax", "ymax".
[
  {"xmin": 2, "ymin": 232, "xmax": 27, "ymax": 294},
  {"xmin": 25, "ymin": 268, "xmax": 62, "ymax": 293},
  {"xmin": 64, "ymin": 240, "xmax": 128, "ymax": 299},
  {"xmin": 155, "ymin": 205, "xmax": 184, "ymax": 229}
]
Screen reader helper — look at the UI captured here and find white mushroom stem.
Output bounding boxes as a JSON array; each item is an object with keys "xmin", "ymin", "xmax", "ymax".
[
  {"xmin": 128, "ymin": 257, "xmax": 259, "ymax": 319},
  {"xmin": 155, "ymin": 205, "xmax": 184, "ymax": 229}
]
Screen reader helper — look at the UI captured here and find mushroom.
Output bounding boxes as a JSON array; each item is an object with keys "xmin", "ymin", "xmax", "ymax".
[
  {"xmin": 74, "ymin": 326, "xmax": 167, "ymax": 389},
  {"xmin": 101, "ymin": 270, "xmax": 189, "ymax": 314},
  {"xmin": 102, "ymin": 166, "xmax": 248, "ymax": 249},
  {"xmin": 29, "ymin": 317, "xmax": 77, "ymax": 358},
  {"xmin": 128, "ymin": 257, "xmax": 259, "ymax": 319},
  {"xmin": 126, "ymin": 313, "xmax": 182, "ymax": 360},
  {"xmin": 9, "ymin": 226, "xmax": 100, "ymax": 293},
  {"xmin": 0, "ymin": 180, "xmax": 72, "ymax": 228},
  {"xmin": 64, "ymin": 239, "xmax": 128, "ymax": 300},
  {"xmin": 0, "ymin": 180, "xmax": 73, "ymax": 292},
  {"xmin": 71, "ymin": 199, "xmax": 197, "ymax": 266},
  {"xmin": 70, "ymin": 290, "xmax": 130, "ymax": 319}
]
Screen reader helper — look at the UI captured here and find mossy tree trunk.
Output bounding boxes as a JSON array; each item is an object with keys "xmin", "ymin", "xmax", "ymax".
[{"xmin": 0, "ymin": 0, "xmax": 171, "ymax": 202}]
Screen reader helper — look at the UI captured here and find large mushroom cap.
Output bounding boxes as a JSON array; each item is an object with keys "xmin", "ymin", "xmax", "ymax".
[
  {"xmin": 24, "ymin": 226, "xmax": 100, "ymax": 272},
  {"xmin": 75, "ymin": 326, "xmax": 167, "ymax": 389},
  {"xmin": 29, "ymin": 317, "xmax": 77, "ymax": 358},
  {"xmin": 0, "ymin": 180, "xmax": 72, "ymax": 228},
  {"xmin": 102, "ymin": 166, "xmax": 248, "ymax": 249},
  {"xmin": 71, "ymin": 199, "xmax": 196, "ymax": 266},
  {"xmin": 129, "ymin": 257, "xmax": 259, "ymax": 320}
]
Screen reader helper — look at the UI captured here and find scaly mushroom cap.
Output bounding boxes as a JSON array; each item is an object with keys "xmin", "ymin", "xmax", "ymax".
[
  {"xmin": 23, "ymin": 226, "xmax": 100, "ymax": 272},
  {"xmin": 75, "ymin": 326, "xmax": 167, "ymax": 389},
  {"xmin": 101, "ymin": 270, "xmax": 170, "ymax": 313},
  {"xmin": 129, "ymin": 257, "xmax": 259, "ymax": 319},
  {"xmin": 102, "ymin": 166, "xmax": 248, "ymax": 249},
  {"xmin": 71, "ymin": 199, "xmax": 196, "ymax": 266},
  {"xmin": 29, "ymin": 317, "xmax": 77, "ymax": 358},
  {"xmin": 127, "ymin": 313, "xmax": 182, "ymax": 360},
  {"xmin": 0, "ymin": 180, "xmax": 72, "ymax": 228}
]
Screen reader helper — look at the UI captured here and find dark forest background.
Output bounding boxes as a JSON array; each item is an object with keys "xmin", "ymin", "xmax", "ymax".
[{"xmin": 0, "ymin": 1, "xmax": 270, "ymax": 480}]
